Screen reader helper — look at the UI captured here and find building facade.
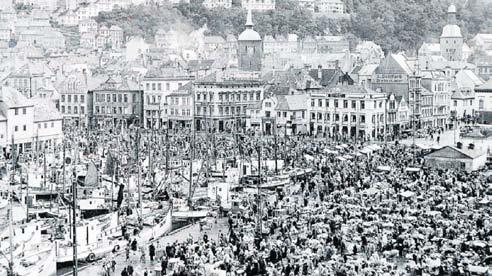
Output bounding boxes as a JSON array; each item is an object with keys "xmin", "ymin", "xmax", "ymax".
[
  {"xmin": 142, "ymin": 71, "xmax": 194, "ymax": 128},
  {"xmin": 87, "ymin": 77, "xmax": 144, "ymax": 129},
  {"xmin": 194, "ymin": 70, "xmax": 264, "ymax": 133},
  {"xmin": 242, "ymin": 0, "xmax": 275, "ymax": 11},
  {"xmin": 309, "ymin": 85, "xmax": 387, "ymax": 140},
  {"xmin": 238, "ymin": 10, "xmax": 263, "ymax": 72}
]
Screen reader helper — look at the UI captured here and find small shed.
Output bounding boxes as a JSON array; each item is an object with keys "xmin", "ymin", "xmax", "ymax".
[{"xmin": 424, "ymin": 146, "xmax": 487, "ymax": 172}]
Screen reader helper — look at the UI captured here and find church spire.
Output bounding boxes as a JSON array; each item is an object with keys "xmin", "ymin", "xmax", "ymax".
[{"xmin": 245, "ymin": 9, "xmax": 253, "ymax": 28}]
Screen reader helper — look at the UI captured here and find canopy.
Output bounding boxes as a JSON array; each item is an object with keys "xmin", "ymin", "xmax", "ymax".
[
  {"xmin": 376, "ymin": 166, "xmax": 391, "ymax": 172},
  {"xmin": 400, "ymin": 191, "xmax": 415, "ymax": 198}
]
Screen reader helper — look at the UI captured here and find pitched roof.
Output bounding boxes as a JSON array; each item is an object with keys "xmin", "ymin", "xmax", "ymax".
[
  {"xmin": 358, "ymin": 64, "xmax": 378, "ymax": 76},
  {"xmin": 376, "ymin": 53, "xmax": 413, "ymax": 75},
  {"xmin": 476, "ymin": 79, "xmax": 492, "ymax": 91},
  {"xmin": 31, "ymin": 98, "xmax": 62, "ymax": 122},
  {"xmin": 0, "ymin": 86, "xmax": 31, "ymax": 108},
  {"xmin": 308, "ymin": 68, "xmax": 342, "ymax": 87},
  {"xmin": 275, "ymin": 94, "xmax": 307, "ymax": 111},
  {"xmin": 425, "ymin": 145, "xmax": 485, "ymax": 159}
]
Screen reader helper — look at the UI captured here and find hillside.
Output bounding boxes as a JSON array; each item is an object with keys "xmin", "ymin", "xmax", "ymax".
[{"xmin": 96, "ymin": 0, "xmax": 492, "ymax": 53}]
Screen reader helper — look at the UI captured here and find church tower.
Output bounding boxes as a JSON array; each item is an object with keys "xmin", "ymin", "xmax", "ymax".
[
  {"xmin": 238, "ymin": 10, "xmax": 263, "ymax": 71},
  {"xmin": 440, "ymin": 4, "xmax": 463, "ymax": 61}
]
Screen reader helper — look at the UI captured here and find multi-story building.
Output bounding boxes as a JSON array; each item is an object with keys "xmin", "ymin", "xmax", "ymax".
[
  {"xmin": 238, "ymin": 10, "xmax": 263, "ymax": 72},
  {"xmin": 315, "ymin": 0, "xmax": 344, "ymax": 14},
  {"xmin": 79, "ymin": 19, "xmax": 98, "ymax": 34},
  {"xmin": 440, "ymin": 5, "xmax": 463, "ymax": 62},
  {"xmin": 246, "ymin": 94, "xmax": 309, "ymax": 136},
  {"xmin": 58, "ymin": 72, "xmax": 89, "ymax": 127},
  {"xmin": 475, "ymin": 80, "xmax": 492, "ymax": 122},
  {"xmin": 242, "ymin": 0, "xmax": 275, "ymax": 11},
  {"xmin": 142, "ymin": 70, "xmax": 194, "ymax": 128},
  {"xmin": 386, "ymin": 94, "xmax": 409, "ymax": 137},
  {"xmin": 422, "ymin": 70, "xmax": 451, "ymax": 128},
  {"xmin": 87, "ymin": 77, "xmax": 144, "ymax": 129},
  {"xmin": 309, "ymin": 85, "xmax": 387, "ymax": 140},
  {"xmin": 0, "ymin": 86, "xmax": 62, "ymax": 154},
  {"xmin": 315, "ymin": 36, "xmax": 349, "ymax": 53},
  {"xmin": 202, "ymin": 0, "xmax": 232, "ymax": 9},
  {"xmin": 451, "ymin": 87, "xmax": 476, "ymax": 121},
  {"xmin": 164, "ymin": 83, "xmax": 193, "ymax": 130},
  {"xmin": 194, "ymin": 69, "xmax": 264, "ymax": 133},
  {"xmin": 3, "ymin": 62, "xmax": 54, "ymax": 99}
]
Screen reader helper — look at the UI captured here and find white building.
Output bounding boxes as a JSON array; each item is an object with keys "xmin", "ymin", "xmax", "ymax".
[
  {"xmin": 315, "ymin": 0, "xmax": 344, "ymax": 14},
  {"xmin": 202, "ymin": 0, "xmax": 232, "ymax": 9},
  {"xmin": 0, "ymin": 86, "xmax": 62, "ymax": 154},
  {"xmin": 242, "ymin": 0, "xmax": 275, "ymax": 11}
]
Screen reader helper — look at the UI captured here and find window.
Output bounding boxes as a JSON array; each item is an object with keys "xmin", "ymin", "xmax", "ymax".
[
  {"xmin": 112, "ymin": 94, "xmax": 116, "ymax": 102},
  {"xmin": 68, "ymin": 95, "xmax": 72, "ymax": 103},
  {"xmin": 334, "ymin": 100, "xmax": 338, "ymax": 108},
  {"xmin": 20, "ymin": 124, "xmax": 25, "ymax": 131},
  {"xmin": 351, "ymin": 101, "xmax": 356, "ymax": 109},
  {"xmin": 311, "ymin": 100, "xmax": 315, "ymax": 107},
  {"xmin": 256, "ymin": 92, "xmax": 260, "ymax": 100},
  {"xmin": 325, "ymin": 99, "xmax": 329, "ymax": 108},
  {"xmin": 61, "ymin": 106, "xmax": 65, "ymax": 113},
  {"xmin": 74, "ymin": 106, "xmax": 78, "ymax": 114},
  {"xmin": 124, "ymin": 94, "xmax": 128, "ymax": 103},
  {"xmin": 152, "ymin": 83, "xmax": 156, "ymax": 90},
  {"xmin": 311, "ymin": 112, "xmax": 316, "ymax": 120},
  {"xmin": 158, "ymin": 83, "xmax": 162, "ymax": 90},
  {"xmin": 81, "ymin": 107, "xmax": 85, "ymax": 114},
  {"xmin": 283, "ymin": 112, "xmax": 287, "ymax": 117},
  {"xmin": 146, "ymin": 83, "xmax": 150, "ymax": 90},
  {"xmin": 44, "ymin": 123, "xmax": 47, "ymax": 128},
  {"xmin": 61, "ymin": 95, "xmax": 65, "ymax": 102},
  {"xmin": 166, "ymin": 83, "xmax": 170, "ymax": 90},
  {"xmin": 74, "ymin": 95, "xmax": 78, "ymax": 103},
  {"xmin": 360, "ymin": 101, "xmax": 365, "ymax": 109},
  {"xmin": 14, "ymin": 109, "xmax": 18, "ymax": 115},
  {"xmin": 453, "ymin": 100, "xmax": 457, "ymax": 107},
  {"xmin": 68, "ymin": 106, "xmax": 71, "ymax": 114},
  {"xmin": 479, "ymin": 99, "xmax": 484, "ymax": 110},
  {"xmin": 22, "ymin": 108, "xmax": 26, "ymax": 115},
  {"xmin": 14, "ymin": 126, "xmax": 18, "ymax": 132},
  {"xmin": 118, "ymin": 94, "xmax": 122, "ymax": 102},
  {"xmin": 318, "ymin": 99, "xmax": 322, "ymax": 107}
]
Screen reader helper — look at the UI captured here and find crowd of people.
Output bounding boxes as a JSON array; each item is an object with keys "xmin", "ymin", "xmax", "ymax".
[{"xmin": 107, "ymin": 133, "xmax": 491, "ymax": 276}]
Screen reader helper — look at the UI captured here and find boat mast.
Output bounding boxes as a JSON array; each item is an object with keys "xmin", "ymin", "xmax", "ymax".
[
  {"xmin": 136, "ymin": 124, "xmax": 142, "ymax": 221},
  {"xmin": 72, "ymin": 148, "xmax": 78, "ymax": 276},
  {"xmin": 188, "ymin": 94, "xmax": 195, "ymax": 207},
  {"xmin": 8, "ymin": 135, "xmax": 15, "ymax": 276}
]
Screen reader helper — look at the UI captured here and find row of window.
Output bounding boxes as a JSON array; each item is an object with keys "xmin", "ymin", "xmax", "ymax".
[
  {"xmin": 168, "ymin": 109, "xmax": 191, "ymax": 116},
  {"xmin": 195, "ymin": 106, "xmax": 246, "ymax": 116},
  {"xmin": 146, "ymin": 95, "xmax": 162, "ymax": 105},
  {"xmin": 169, "ymin": 97, "xmax": 189, "ymax": 106},
  {"xmin": 310, "ymin": 112, "xmax": 385, "ymax": 124},
  {"xmin": 196, "ymin": 92, "xmax": 261, "ymax": 102},
  {"xmin": 145, "ymin": 82, "xmax": 183, "ymax": 91},
  {"xmin": 61, "ymin": 94, "xmax": 85, "ymax": 103},
  {"xmin": 94, "ymin": 106, "xmax": 131, "ymax": 115},
  {"xmin": 13, "ymin": 108, "xmax": 27, "ymax": 115},
  {"xmin": 13, "ymin": 122, "xmax": 55, "ymax": 132},
  {"xmin": 61, "ymin": 105, "xmax": 85, "ymax": 114},
  {"xmin": 95, "ymin": 93, "xmax": 136, "ymax": 103},
  {"xmin": 310, "ymin": 99, "xmax": 384, "ymax": 110}
]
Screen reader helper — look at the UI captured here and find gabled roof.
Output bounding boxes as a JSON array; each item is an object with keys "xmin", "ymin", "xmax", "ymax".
[
  {"xmin": 308, "ymin": 68, "xmax": 343, "ymax": 87},
  {"xmin": 275, "ymin": 94, "xmax": 307, "ymax": 111},
  {"xmin": 31, "ymin": 98, "xmax": 62, "ymax": 122},
  {"xmin": 375, "ymin": 53, "xmax": 413, "ymax": 75},
  {"xmin": 186, "ymin": 59, "xmax": 215, "ymax": 71},
  {"xmin": 0, "ymin": 86, "xmax": 31, "ymax": 108},
  {"xmin": 358, "ymin": 64, "xmax": 378, "ymax": 76},
  {"xmin": 456, "ymin": 69, "xmax": 483, "ymax": 86},
  {"xmin": 425, "ymin": 145, "xmax": 485, "ymax": 160},
  {"xmin": 451, "ymin": 88, "xmax": 474, "ymax": 99},
  {"xmin": 476, "ymin": 79, "xmax": 492, "ymax": 91}
]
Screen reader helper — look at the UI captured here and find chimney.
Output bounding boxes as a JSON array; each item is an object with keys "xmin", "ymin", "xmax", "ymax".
[
  {"xmin": 456, "ymin": 142, "xmax": 463, "ymax": 149},
  {"xmin": 82, "ymin": 68, "xmax": 87, "ymax": 86},
  {"xmin": 317, "ymin": 65, "xmax": 322, "ymax": 80}
]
